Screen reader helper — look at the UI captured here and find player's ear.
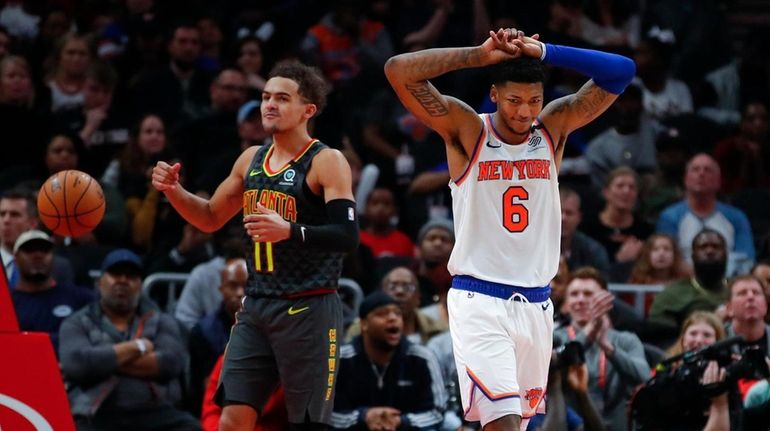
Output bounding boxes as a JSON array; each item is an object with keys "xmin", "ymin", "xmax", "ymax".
[
  {"xmin": 490, "ymin": 85, "xmax": 498, "ymax": 103},
  {"xmin": 304, "ymin": 103, "xmax": 317, "ymax": 119}
]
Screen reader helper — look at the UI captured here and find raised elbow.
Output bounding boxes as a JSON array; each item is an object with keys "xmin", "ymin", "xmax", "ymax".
[
  {"xmin": 620, "ymin": 56, "xmax": 636, "ymax": 81},
  {"xmin": 384, "ymin": 55, "xmax": 404, "ymax": 82}
]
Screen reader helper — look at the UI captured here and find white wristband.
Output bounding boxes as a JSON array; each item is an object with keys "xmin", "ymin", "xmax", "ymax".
[
  {"xmin": 135, "ymin": 339, "xmax": 147, "ymax": 355},
  {"xmin": 539, "ymin": 42, "xmax": 547, "ymax": 61}
]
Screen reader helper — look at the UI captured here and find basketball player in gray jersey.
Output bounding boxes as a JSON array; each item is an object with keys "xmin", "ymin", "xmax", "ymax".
[{"xmin": 152, "ymin": 60, "xmax": 359, "ymax": 431}]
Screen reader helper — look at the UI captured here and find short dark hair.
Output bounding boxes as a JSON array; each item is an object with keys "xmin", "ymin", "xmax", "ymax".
[
  {"xmin": 268, "ymin": 60, "xmax": 330, "ymax": 115},
  {"xmin": 1, "ymin": 187, "xmax": 37, "ymax": 218},
  {"xmin": 692, "ymin": 228, "xmax": 725, "ymax": 250},
  {"xmin": 490, "ymin": 57, "xmax": 545, "ymax": 86}
]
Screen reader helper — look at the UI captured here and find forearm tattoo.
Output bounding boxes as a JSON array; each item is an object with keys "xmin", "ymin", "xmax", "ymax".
[{"xmin": 406, "ymin": 83, "xmax": 449, "ymax": 117}]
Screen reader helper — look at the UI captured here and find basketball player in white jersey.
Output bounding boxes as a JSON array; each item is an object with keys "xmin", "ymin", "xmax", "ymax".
[{"xmin": 384, "ymin": 29, "xmax": 635, "ymax": 430}]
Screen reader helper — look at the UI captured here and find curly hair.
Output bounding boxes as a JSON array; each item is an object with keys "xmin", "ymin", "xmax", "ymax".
[{"xmin": 268, "ymin": 60, "xmax": 330, "ymax": 115}]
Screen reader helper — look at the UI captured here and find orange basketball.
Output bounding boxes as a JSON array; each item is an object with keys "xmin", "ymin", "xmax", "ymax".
[{"xmin": 37, "ymin": 170, "xmax": 105, "ymax": 237}]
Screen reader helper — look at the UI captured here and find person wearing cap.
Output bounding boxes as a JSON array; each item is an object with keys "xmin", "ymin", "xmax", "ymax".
[
  {"xmin": 59, "ymin": 248, "xmax": 200, "ymax": 430},
  {"xmin": 346, "ymin": 266, "xmax": 446, "ymax": 346},
  {"xmin": 1, "ymin": 188, "xmax": 75, "ymax": 286},
  {"xmin": 412, "ymin": 218, "xmax": 454, "ymax": 307},
  {"xmin": 10, "ymin": 229, "xmax": 93, "ymax": 354},
  {"xmin": 331, "ymin": 291, "xmax": 446, "ymax": 431}
]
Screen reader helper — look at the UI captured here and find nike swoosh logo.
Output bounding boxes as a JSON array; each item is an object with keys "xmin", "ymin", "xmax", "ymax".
[
  {"xmin": 486, "ymin": 141, "xmax": 501, "ymax": 148},
  {"xmin": 249, "ymin": 169, "xmax": 261, "ymax": 177},
  {"xmin": 541, "ymin": 302, "xmax": 550, "ymax": 311},
  {"xmin": 288, "ymin": 306, "xmax": 309, "ymax": 315}
]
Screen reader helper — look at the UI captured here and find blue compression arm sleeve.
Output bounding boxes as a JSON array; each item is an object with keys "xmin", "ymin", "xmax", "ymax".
[{"xmin": 542, "ymin": 44, "xmax": 635, "ymax": 94}]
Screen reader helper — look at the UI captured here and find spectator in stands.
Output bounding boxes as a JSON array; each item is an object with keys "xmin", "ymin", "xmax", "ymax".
[
  {"xmin": 300, "ymin": 0, "xmax": 393, "ymax": 144},
  {"xmin": 582, "ymin": 167, "xmax": 654, "ymax": 282},
  {"xmin": 559, "ymin": 187, "xmax": 611, "ymax": 276},
  {"xmin": 53, "ymin": 60, "xmax": 129, "ymax": 176},
  {"xmin": 660, "ymin": 311, "xmax": 733, "ymax": 431},
  {"xmin": 347, "ymin": 266, "xmax": 446, "ymax": 346},
  {"xmin": 35, "ymin": 133, "xmax": 128, "ymax": 247},
  {"xmin": 752, "ymin": 259, "xmax": 770, "ymax": 301},
  {"xmin": 175, "ymin": 234, "xmax": 243, "ymax": 330},
  {"xmin": 639, "ymin": 127, "xmax": 689, "ymax": 225},
  {"xmin": 10, "ymin": 230, "xmax": 93, "ymax": 352},
  {"xmin": 649, "ymin": 229, "xmax": 730, "ymax": 342},
  {"xmin": 550, "ymin": 256, "xmax": 571, "ymax": 329},
  {"xmin": 584, "ymin": 84, "xmax": 659, "ymax": 191},
  {"xmin": 633, "ymin": 32, "xmax": 693, "ymax": 121},
  {"xmin": 46, "ymin": 33, "xmax": 92, "ymax": 113},
  {"xmin": 360, "ymin": 188, "xmax": 414, "ymax": 259},
  {"xmin": 1, "ymin": 189, "xmax": 74, "ymax": 284},
  {"xmin": 656, "ymin": 153, "xmax": 755, "ymax": 276},
  {"xmin": 131, "ymin": 22, "xmax": 213, "ymax": 124},
  {"xmin": 102, "ymin": 114, "xmax": 183, "ymax": 252},
  {"xmin": 189, "ymin": 257, "xmax": 247, "ymax": 414},
  {"xmin": 332, "ymin": 291, "xmax": 446, "ymax": 430},
  {"xmin": 412, "ymin": 219, "xmax": 454, "ymax": 307},
  {"xmin": 235, "ymin": 36, "xmax": 266, "ymax": 94},
  {"xmin": 195, "ymin": 99, "xmax": 271, "ymax": 195},
  {"xmin": 724, "ymin": 276, "xmax": 769, "ymax": 360},
  {"xmin": 1, "ymin": 189, "xmax": 39, "ymax": 279},
  {"xmin": 712, "ymin": 100, "xmax": 770, "ymax": 194},
  {"xmin": 196, "ymin": 16, "xmax": 223, "ymax": 73},
  {"xmin": 59, "ymin": 248, "xmax": 200, "ymax": 430},
  {"xmin": 554, "ymin": 267, "xmax": 649, "ymax": 431},
  {"xmin": 628, "ymin": 233, "xmax": 690, "ymax": 285},
  {"xmin": 0, "ymin": 56, "xmax": 51, "ymax": 189},
  {"xmin": 172, "ymin": 68, "xmax": 247, "ymax": 187},
  {"xmin": 626, "ymin": 233, "xmax": 690, "ymax": 316}
]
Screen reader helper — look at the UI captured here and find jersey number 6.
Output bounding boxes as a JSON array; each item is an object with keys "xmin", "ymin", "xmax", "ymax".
[{"xmin": 502, "ymin": 186, "xmax": 529, "ymax": 233}]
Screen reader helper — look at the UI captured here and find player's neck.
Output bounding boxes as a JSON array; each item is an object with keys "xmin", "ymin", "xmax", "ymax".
[{"xmin": 270, "ymin": 127, "xmax": 312, "ymax": 155}]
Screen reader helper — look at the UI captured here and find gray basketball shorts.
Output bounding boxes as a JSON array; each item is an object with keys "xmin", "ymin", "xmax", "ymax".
[{"xmin": 216, "ymin": 293, "xmax": 343, "ymax": 425}]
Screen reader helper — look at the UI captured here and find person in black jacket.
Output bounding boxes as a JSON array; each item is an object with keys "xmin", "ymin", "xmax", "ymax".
[{"xmin": 331, "ymin": 291, "xmax": 446, "ymax": 430}]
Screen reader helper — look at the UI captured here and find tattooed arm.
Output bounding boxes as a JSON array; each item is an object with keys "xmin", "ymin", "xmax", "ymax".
[
  {"xmin": 384, "ymin": 29, "xmax": 519, "ymax": 158},
  {"xmin": 509, "ymin": 34, "xmax": 634, "ymax": 154}
]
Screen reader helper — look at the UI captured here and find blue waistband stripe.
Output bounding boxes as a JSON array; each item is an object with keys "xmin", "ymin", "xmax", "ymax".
[{"xmin": 452, "ymin": 275, "xmax": 551, "ymax": 303}]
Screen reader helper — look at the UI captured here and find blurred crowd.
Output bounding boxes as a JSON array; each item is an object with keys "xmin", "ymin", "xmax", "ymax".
[{"xmin": 2, "ymin": 0, "xmax": 770, "ymax": 430}]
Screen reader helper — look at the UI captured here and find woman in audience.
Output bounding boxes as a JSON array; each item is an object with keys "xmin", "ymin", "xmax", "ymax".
[
  {"xmin": 582, "ymin": 166, "xmax": 654, "ymax": 281},
  {"xmin": 626, "ymin": 233, "xmax": 690, "ymax": 316},
  {"xmin": 45, "ymin": 33, "xmax": 91, "ymax": 112},
  {"xmin": 659, "ymin": 311, "xmax": 731, "ymax": 431},
  {"xmin": 0, "ymin": 55, "xmax": 51, "ymax": 188},
  {"xmin": 102, "ymin": 114, "xmax": 181, "ymax": 251},
  {"xmin": 235, "ymin": 36, "xmax": 266, "ymax": 95}
]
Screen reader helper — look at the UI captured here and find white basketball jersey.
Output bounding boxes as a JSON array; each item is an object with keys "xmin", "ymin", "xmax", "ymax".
[{"xmin": 447, "ymin": 114, "xmax": 561, "ymax": 287}]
